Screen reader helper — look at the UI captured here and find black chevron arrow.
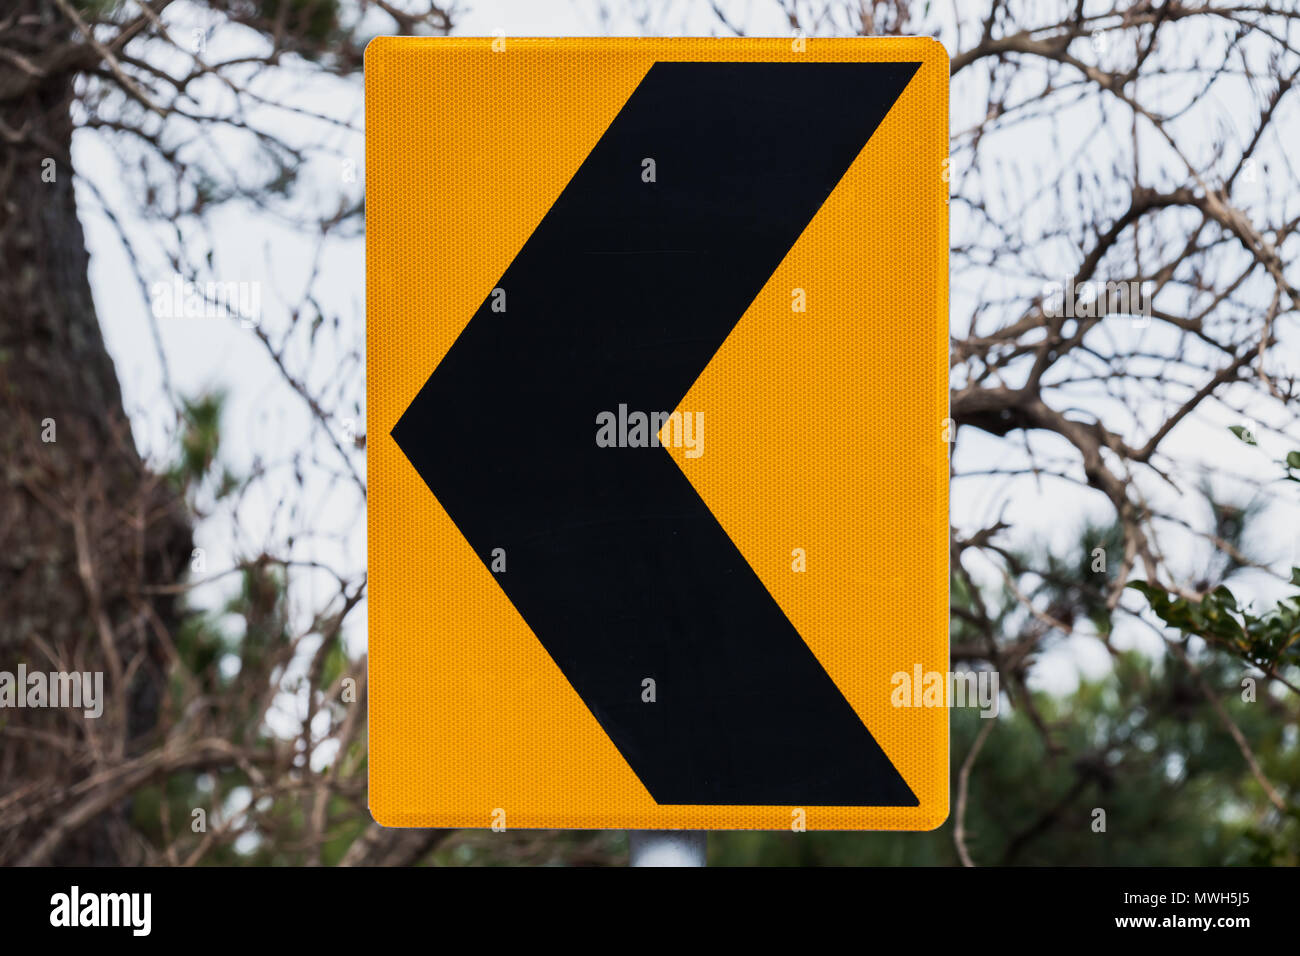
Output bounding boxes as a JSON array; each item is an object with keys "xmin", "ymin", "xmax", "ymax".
[{"xmin": 393, "ymin": 61, "xmax": 920, "ymax": 805}]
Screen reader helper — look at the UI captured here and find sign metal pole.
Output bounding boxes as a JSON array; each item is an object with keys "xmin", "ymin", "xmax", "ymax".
[{"xmin": 628, "ymin": 830, "xmax": 707, "ymax": 867}]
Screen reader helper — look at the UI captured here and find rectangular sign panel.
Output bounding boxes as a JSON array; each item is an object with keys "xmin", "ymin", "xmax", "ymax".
[{"xmin": 367, "ymin": 36, "xmax": 949, "ymax": 830}]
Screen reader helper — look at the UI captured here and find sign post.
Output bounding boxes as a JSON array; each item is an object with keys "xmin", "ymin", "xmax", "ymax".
[{"xmin": 628, "ymin": 831, "xmax": 707, "ymax": 868}]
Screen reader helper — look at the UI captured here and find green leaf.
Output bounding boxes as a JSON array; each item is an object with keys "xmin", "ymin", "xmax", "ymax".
[
  {"xmin": 1126, "ymin": 580, "xmax": 1162, "ymax": 599},
  {"xmin": 1228, "ymin": 424, "xmax": 1258, "ymax": 445},
  {"xmin": 1209, "ymin": 585, "xmax": 1239, "ymax": 610}
]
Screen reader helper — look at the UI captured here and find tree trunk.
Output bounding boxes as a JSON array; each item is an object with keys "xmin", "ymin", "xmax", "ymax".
[{"xmin": 0, "ymin": 3, "xmax": 191, "ymax": 864}]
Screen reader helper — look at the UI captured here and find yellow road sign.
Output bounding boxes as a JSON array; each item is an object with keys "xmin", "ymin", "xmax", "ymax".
[{"xmin": 367, "ymin": 36, "xmax": 949, "ymax": 831}]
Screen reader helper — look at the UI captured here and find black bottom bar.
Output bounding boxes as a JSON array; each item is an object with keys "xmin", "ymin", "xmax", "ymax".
[{"xmin": 1, "ymin": 863, "xmax": 1279, "ymax": 942}]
